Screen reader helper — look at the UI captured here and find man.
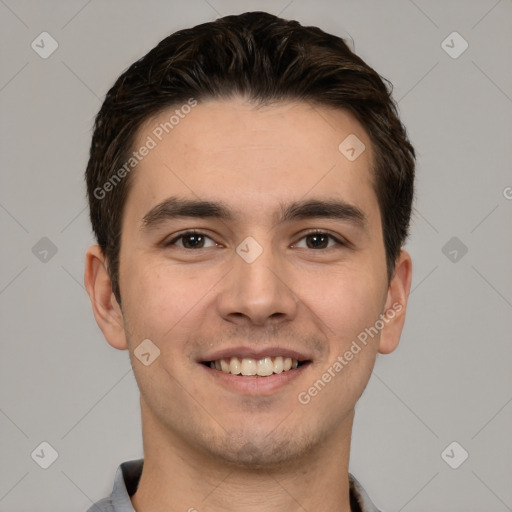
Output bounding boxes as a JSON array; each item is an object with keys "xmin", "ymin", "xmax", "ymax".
[{"xmin": 84, "ymin": 11, "xmax": 414, "ymax": 512}]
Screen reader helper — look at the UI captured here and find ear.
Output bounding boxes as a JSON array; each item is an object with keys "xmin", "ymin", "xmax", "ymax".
[
  {"xmin": 378, "ymin": 249, "xmax": 413, "ymax": 354},
  {"xmin": 84, "ymin": 244, "xmax": 128, "ymax": 350}
]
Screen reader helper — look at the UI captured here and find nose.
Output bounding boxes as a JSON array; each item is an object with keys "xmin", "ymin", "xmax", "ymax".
[{"xmin": 216, "ymin": 242, "xmax": 298, "ymax": 327}]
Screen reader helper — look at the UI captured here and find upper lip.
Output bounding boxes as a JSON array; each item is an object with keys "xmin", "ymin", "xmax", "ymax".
[{"xmin": 200, "ymin": 346, "xmax": 312, "ymax": 363}]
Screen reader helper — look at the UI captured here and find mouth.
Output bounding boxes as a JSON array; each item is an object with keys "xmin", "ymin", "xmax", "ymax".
[{"xmin": 202, "ymin": 356, "xmax": 311, "ymax": 377}]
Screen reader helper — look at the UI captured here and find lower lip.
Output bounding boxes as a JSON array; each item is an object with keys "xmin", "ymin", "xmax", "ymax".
[{"xmin": 201, "ymin": 363, "xmax": 310, "ymax": 395}]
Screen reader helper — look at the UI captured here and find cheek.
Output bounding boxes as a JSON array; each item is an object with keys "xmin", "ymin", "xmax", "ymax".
[
  {"xmin": 120, "ymin": 258, "xmax": 220, "ymax": 352},
  {"xmin": 121, "ymin": 261, "xmax": 186, "ymax": 338},
  {"xmin": 305, "ymin": 274, "xmax": 383, "ymax": 397},
  {"xmin": 300, "ymin": 265, "xmax": 385, "ymax": 337}
]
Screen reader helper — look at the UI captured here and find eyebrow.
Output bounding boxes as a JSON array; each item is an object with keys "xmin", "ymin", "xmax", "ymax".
[
  {"xmin": 277, "ymin": 199, "xmax": 367, "ymax": 230},
  {"xmin": 141, "ymin": 197, "xmax": 233, "ymax": 229},
  {"xmin": 141, "ymin": 196, "xmax": 367, "ymax": 231}
]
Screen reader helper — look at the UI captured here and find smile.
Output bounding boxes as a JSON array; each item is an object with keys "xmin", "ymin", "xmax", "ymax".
[{"xmin": 203, "ymin": 356, "xmax": 309, "ymax": 377}]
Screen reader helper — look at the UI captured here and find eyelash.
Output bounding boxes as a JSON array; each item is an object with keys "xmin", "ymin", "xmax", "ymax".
[
  {"xmin": 294, "ymin": 230, "xmax": 347, "ymax": 249},
  {"xmin": 164, "ymin": 229, "xmax": 347, "ymax": 250},
  {"xmin": 165, "ymin": 230, "xmax": 219, "ymax": 249}
]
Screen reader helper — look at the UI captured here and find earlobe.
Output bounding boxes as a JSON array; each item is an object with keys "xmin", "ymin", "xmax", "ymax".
[
  {"xmin": 84, "ymin": 245, "xmax": 128, "ymax": 350},
  {"xmin": 378, "ymin": 250, "xmax": 413, "ymax": 355}
]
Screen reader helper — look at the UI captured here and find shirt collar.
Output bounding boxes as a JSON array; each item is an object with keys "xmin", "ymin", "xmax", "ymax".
[{"xmin": 94, "ymin": 459, "xmax": 381, "ymax": 512}]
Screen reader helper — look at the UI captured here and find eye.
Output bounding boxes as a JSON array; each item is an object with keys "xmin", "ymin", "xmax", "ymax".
[
  {"xmin": 293, "ymin": 230, "xmax": 345, "ymax": 250},
  {"xmin": 165, "ymin": 231, "xmax": 219, "ymax": 249}
]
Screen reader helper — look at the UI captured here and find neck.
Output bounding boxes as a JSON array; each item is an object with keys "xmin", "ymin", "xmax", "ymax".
[{"xmin": 131, "ymin": 399, "xmax": 355, "ymax": 512}]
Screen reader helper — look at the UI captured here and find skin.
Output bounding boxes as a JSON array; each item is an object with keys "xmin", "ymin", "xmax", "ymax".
[{"xmin": 85, "ymin": 97, "xmax": 412, "ymax": 512}]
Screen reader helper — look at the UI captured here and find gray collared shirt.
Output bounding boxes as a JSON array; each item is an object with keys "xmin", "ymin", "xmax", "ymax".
[{"xmin": 86, "ymin": 459, "xmax": 382, "ymax": 512}]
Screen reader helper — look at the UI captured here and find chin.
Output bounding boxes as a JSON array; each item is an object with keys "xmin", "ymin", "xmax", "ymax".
[{"xmin": 201, "ymin": 426, "xmax": 318, "ymax": 470}]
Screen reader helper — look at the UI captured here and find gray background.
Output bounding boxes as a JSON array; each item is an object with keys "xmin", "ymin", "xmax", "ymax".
[{"xmin": 1, "ymin": 0, "xmax": 511, "ymax": 511}]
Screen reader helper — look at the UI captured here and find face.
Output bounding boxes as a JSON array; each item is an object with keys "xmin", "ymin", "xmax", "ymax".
[{"xmin": 88, "ymin": 97, "xmax": 410, "ymax": 468}]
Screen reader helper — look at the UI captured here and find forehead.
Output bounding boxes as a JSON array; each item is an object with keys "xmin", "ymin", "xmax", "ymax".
[{"xmin": 125, "ymin": 98, "xmax": 379, "ymax": 228}]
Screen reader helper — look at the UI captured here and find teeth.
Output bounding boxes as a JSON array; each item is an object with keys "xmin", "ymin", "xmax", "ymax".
[
  {"xmin": 273, "ymin": 356, "xmax": 284, "ymax": 374},
  {"xmin": 257, "ymin": 357, "xmax": 274, "ymax": 376},
  {"xmin": 241, "ymin": 358, "xmax": 257, "ymax": 376},
  {"xmin": 208, "ymin": 356, "xmax": 301, "ymax": 376},
  {"xmin": 229, "ymin": 357, "xmax": 241, "ymax": 375}
]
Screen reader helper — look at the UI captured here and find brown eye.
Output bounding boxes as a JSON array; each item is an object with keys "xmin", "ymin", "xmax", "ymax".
[
  {"xmin": 305, "ymin": 233, "xmax": 330, "ymax": 249},
  {"xmin": 181, "ymin": 233, "xmax": 206, "ymax": 248},
  {"xmin": 294, "ymin": 231, "xmax": 343, "ymax": 250},
  {"xmin": 166, "ymin": 231, "xmax": 217, "ymax": 249}
]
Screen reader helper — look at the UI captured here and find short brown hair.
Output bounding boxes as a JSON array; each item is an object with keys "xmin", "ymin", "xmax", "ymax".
[{"xmin": 86, "ymin": 11, "xmax": 415, "ymax": 303}]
